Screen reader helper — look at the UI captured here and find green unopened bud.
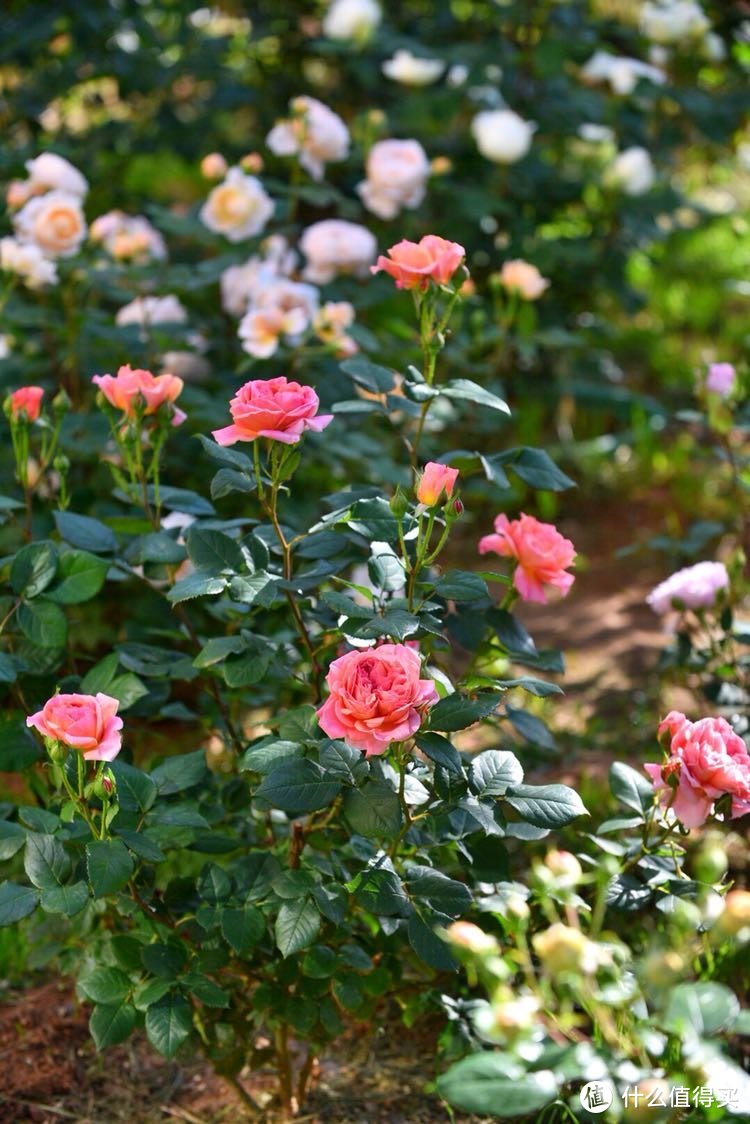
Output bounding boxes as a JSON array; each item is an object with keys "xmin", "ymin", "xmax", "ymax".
[
  {"xmin": 92, "ymin": 769, "xmax": 116, "ymax": 800},
  {"xmin": 694, "ymin": 836, "xmax": 729, "ymax": 884},
  {"xmin": 53, "ymin": 453, "xmax": 70, "ymax": 475},
  {"xmin": 52, "ymin": 388, "xmax": 71, "ymax": 415},
  {"xmin": 47, "ymin": 740, "xmax": 67, "ymax": 764},
  {"xmin": 389, "ymin": 488, "xmax": 409, "ymax": 519}
]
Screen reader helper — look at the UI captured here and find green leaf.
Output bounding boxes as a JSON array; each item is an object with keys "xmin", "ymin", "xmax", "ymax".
[
  {"xmin": 105, "ymin": 673, "xmax": 149, "ymax": 710},
  {"xmin": 407, "ymin": 915, "xmax": 456, "ymax": 970},
  {"xmin": 0, "ymin": 724, "xmax": 45, "ymax": 774},
  {"xmin": 340, "ymin": 356, "xmax": 396, "ymax": 393},
  {"xmin": 220, "ymin": 905, "xmax": 265, "ymax": 954},
  {"xmin": 302, "ymin": 945, "xmax": 337, "ymax": 978},
  {"xmin": 145, "ymin": 994, "xmax": 192, "ymax": 1057},
  {"xmin": 150, "ymin": 749, "xmax": 209, "ymax": 795},
  {"xmin": 90, "ymin": 1000, "xmax": 137, "ymax": 1049},
  {"xmin": 430, "ymin": 691, "xmax": 502, "ymax": 732},
  {"xmin": 353, "ymin": 867, "xmax": 411, "ymax": 917},
  {"xmin": 272, "ymin": 869, "xmax": 317, "ymax": 900},
  {"xmin": 664, "ymin": 982, "xmax": 740, "ymax": 1036},
  {"xmin": 148, "ymin": 485, "xmax": 214, "ymax": 516},
  {"xmin": 79, "ymin": 966, "xmax": 132, "ymax": 1005},
  {"xmin": 10, "ymin": 541, "xmax": 58, "ymax": 598},
  {"xmin": 86, "ymin": 838, "xmax": 134, "ymax": 896},
  {"xmin": 343, "ymin": 780, "xmax": 402, "ymax": 839},
  {"xmin": 347, "ymin": 498, "xmax": 399, "ymax": 543},
  {"xmin": 197, "ymin": 863, "xmax": 232, "ymax": 903},
  {"xmin": 469, "ymin": 750, "xmax": 524, "ymax": 796},
  {"xmin": 319, "ymin": 740, "xmax": 369, "ymax": 785},
  {"xmin": 167, "ymin": 573, "xmax": 226, "ymax": 604},
  {"xmin": 186, "ymin": 527, "xmax": 244, "ymax": 574},
  {"xmin": 193, "ymin": 635, "xmax": 247, "ymax": 669},
  {"xmin": 415, "ymin": 733, "xmax": 464, "ymax": 777},
  {"xmin": 24, "ymin": 833, "xmax": 71, "ymax": 890},
  {"xmin": 609, "ymin": 762, "xmax": 653, "ymax": 816},
  {"xmin": 116, "ymin": 829, "xmax": 166, "ymax": 863},
  {"xmin": 505, "ymin": 784, "xmax": 588, "ymax": 828},
  {"xmin": 110, "ymin": 761, "xmax": 158, "ymax": 813},
  {"xmin": 0, "ymin": 652, "xmax": 18, "ymax": 684},
  {"xmin": 0, "ymin": 881, "xmax": 39, "ymax": 926},
  {"xmin": 406, "ymin": 867, "xmax": 472, "ymax": 918},
  {"xmin": 54, "ymin": 510, "xmax": 118, "ymax": 553},
  {"xmin": 133, "ymin": 979, "xmax": 173, "ymax": 1011},
  {"xmin": 441, "ymin": 379, "xmax": 510, "ymax": 415},
  {"xmin": 275, "ymin": 898, "xmax": 321, "ymax": 957},
  {"xmin": 332, "ymin": 974, "xmax": 365, "ymax": 1011},
  {"xmin": 496, "ymin": 447, "xmax": 576, "ymax": 491},
  {"xmin": 17, "ymin": 599, "xmax": 67, "ymax": 648},
  {"xmin": 46, "ymin": 550, "xmax": 109, "ymax": 604},
  {"xmin": 505, "ymin": 706, "xmax": 556, "ymax": 751},
  {"xmin": 40, "ymin": 881, "xmax": 89, "ymax": 916},
  {"xmin": 0, "ymin": 820, "xmax": 26, "ymax": 860},
  {"xmin": 129, "ymin": 531, "xmax": 187, "ymax": 565},
  {"xmin": 182, "ymin": 973, "xmax": 230, "ymax": 1008},
  {"xmin": 496, "ymin": 677, "xmax": 562, "ymax": 698},
  {"xmin": 256, "ymin": 760, "xmax": 341, "ymax": 816},
  {"xmin": 435, "ymin": 571, "xmax": 489, "ymax": 602},
  {"xmin": 437, "ymin": 1056, "xmax": 558, "ymax": 1116},
  {"xmin": 240, "ymin": 739, "xmax": 302, "ymax": 774},
  {"xmin": 142, "ymin": 940, "xmax": 188, "ymax": 979}
]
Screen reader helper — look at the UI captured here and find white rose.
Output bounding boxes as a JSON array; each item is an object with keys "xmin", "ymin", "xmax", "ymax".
[
  {"xmin": 116, "ymin": 295, "xmax": 188, "ymax": 327},
  {"xmin": 0, "ymin": 237, "xmax": 58, "ymax": 289},
  {"xmin": 199, "ymin": 167, "xmax": 274, "ymax": 241},
  {"xmin": 253, "ymin": 279, "xmax": 320, "ymax": 326},
  {"xmin": 578, "ymin": 123, "xmax": 615, "ymax": 143},
  {"xmin": 25, "ymin": 153, "xmax": 88, "ymax": 198},
  {"xmin": 322, "ymin": 0, "xmax": 381, "ymax": 40},
  {"xmin": 471, "ymin": 109, "xmax": 536, "ymax": 164},
  {"xmin": 640, "ymin": 0, "xmax": 709, "ymax": 43},
  {"xmin": 266, "ymin": 97, "xmax": 349, "ymax": 181},
  {"xmin": 382, "ymin": 50, "xmax": 445, "ymax": 87},
  {"xmin": 580, "ymin": 50, "xmax": 665, "ymax": 95},
  {"xmin": 605, "ymin": 146, "xmax": 656, "ymax": 195},
  {"xmin": 13, "ymin": 191, "xmax": 87, "ymax": 258},
  {"xmin": 299, "ymin": 219, "xmax": 376, "ymax": 283},
  {"xmin": 219, "ymin": 237, "xmax": 297, "ymax": 317},
  {"xmin": 356, "ymin": 138, "xmax": 429, "ymax": 219}
]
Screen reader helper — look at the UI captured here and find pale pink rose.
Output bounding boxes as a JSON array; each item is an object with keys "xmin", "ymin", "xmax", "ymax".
[
  {"xmin": 27, "ymin": 692, "xmax": 123, "ymax": 762},
  {"xmin": 253, "ymin": 279, "xmax": 320, "ymax": 325},
  {"xmin": 317, "ymin": 642, "xmax": 438, "ymax": 756},
  {"xmin": 266, "ymin": 96, "xmax": 350, "ymax": 181},
  {"xmin": 416, "ymin": 462, "xmax": 459, "ymax": 506},
  {"xmin": 372, "ymin": 235, "xmax": 465, "ymax": 290},
  {"xmin": 90, "ymin": 210, "xmax": 166, "ymax": 262},
  {"xmin": 9, "ymin": 386, "xmax": 44, "ymax": 422},
  {"xmin": 479, "ymin": 513, "xmax": 576, "ymax": 603},
  {"xmin": 646, "ymin": 712, "xmax": 750, "ymax": 828},
  {"xmin": 115, "ymin": 294, "xmax": 187, "ymax": 328},
  {"xmin": 498, "ymin": 260, "xmax": 549, "ymax": 300},
  {"xmin": 6, "ymin": 180, "xmax": 34, "ymax": 209},
  {"xmin": 705, "ymin": 362, "xmax": 736, "ymax": 397},
  {"xmin": 357, "ymin": 139, "xmax": 429, "ymax": 220},
  {"xmin": 25, "ymin": 153, "xmax": 88, "ymax": 198},
  {"xmin": 212, "ymin": 376, "xmax": 332, "ymax": 446},
  {"xmin": 13, "ymin": 191, "xmax": 87, "ymax": 258},
  {"xmin": 92, "ymin": 364, "xmax": 186, "ymax": 426},
  {"xmin": 646, "ymin": 561, "xmax": 729, "ymax": 616},
  {"xmin": 220, "ymin": 237, "xmax": 297, "ymax": 317},
  {"xmin": 199, "ymin": 167, "xmax": 274, "ymax": 242},
  {"xmin": 238, "ymin": 305, "xmax": 308, "ymax": 358},
  {"xmin": 299, "ymin": 220, "xmax": 377, "ymax": 284}
]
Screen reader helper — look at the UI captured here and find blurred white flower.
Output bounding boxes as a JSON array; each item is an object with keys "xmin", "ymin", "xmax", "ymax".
[
  {"xmin": 199, "ymin": 167, "xmax": 274, "ymax": 242},
  {"xmin": 238, "ymin": 305, "xmax": 308, "ymax": 358},
  {"xmin": 640, "ymin": 0, "xmax": 709, "ymax": 43},
  {"xmin": 578, "ymin": 123, "xmax": 615, "ymax": 143},
  {"xmin": 313, "ymin": 301, "xmax": 358, "ymax": 356},
  {"xmin": 90, "ymin": 210, "xmax": 167, "ymax": 262},
  {"xmin": 580, "ymin": 49, "xmax": 665, "ymax": 95},
  {"xmin": 702, "ymin": 31, "xmax": 726, "ymax": 61},
  {"xmin": 471, "ymin": 109, "xmax": 535, "ymax": 164},
  {"xmin": 299, "ymin": 219, "xmax": 376, "ymax": 283},
  {"xmin": 605, "ymin": 146, "xmax": 655, "ymax": 195},
  {"xmin": 116, "ymin": 295, "xmax": 188, "ymax": 327},
  {"xmin": 647, "ymin": 560, "xmax": 729, "ymax": 615},
  {"xmin": 266, "ymin": 96, "xmax": 349, "ymax": 181},
  {"xmin": 25, "ymin": 153, "xmax": 88, "ymax": 198},
  {"xmin": 382, "ymin": 50, "xmax": 445, "ymax": 86},
  {"xmin": 160, "ymin": 351, "xmax": 210, "ymax": 383},
  {"xmin": 0, "ymin": 236, "xmax": 58, "ymax": 288},
  {"xmin": 253, "ymin": 278, "xmax": 320, "ymax": 324},
  {"xmin": 357, "ymin": 138, "xmax": 429, "ymax": 219},
  {"xmin": 220, "ymin": 236, "xmax": 298, "ymax": 318},
  {"xmin": 0, "ymin": 335, "xmax": 10, "ymax": 360},
  {"xmin": 447, "ymin": 64, "xmax": 469, "ymax": 87},
  {"xmin": 322, "ymin": 0, "xmax": 381, "ymax": 40},
  {"xmin": 14, "ymin": 191, "xmax": 87, "ymax": 258}
]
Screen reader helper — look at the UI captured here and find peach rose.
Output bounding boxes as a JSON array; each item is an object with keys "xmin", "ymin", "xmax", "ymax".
[
  {"xmin": 8, "ymin": 386, "xmax": 44, "ymax": 422},
  {"xmin": 90, "ymin": 211, "xmax": 166, "ymax": 262},
  {"xmin": 416, "ymin": 462, "xmax": 459, "ymax": 506},
  {"xmin": 0, "ymin": 237, "xmax": 58, "ymax": 289},
  {"xmin": 646, "ymin": 712, "xmax": 750, "ymax": 828},
  {"xmin": 200, "ymin": 167, "xmax": 274, "ymax": 242},
  {"xmin": 478, "ymin": 513, "xmax": 576, "ymax": 603},
  {"xmin": 13, "ymin": 191, "xmax": 87, "ymax": 258},
  {"xmin": 299, "ymin": 220, "xmax": 377, "ymax": 284},
  {"xmin": 27, "ymin": 692, "xmax": 123, "ymax": 761},
  {"xmin": 238, "ymin": 305, "xmax": 308, "ymax": 359},
  {"xmin": 317, "ymin": 642, "xmax": 438, "ymax": 756},
  {"xmin": 372, "ymin": 235, "xmax": 465, "ymax": 290},
  {"xmin": 92, "ymin": 364, "xmax": 186, "ymax": 426},
  {"xmin": 498, "ymin": 260, "xmax": 549, "ymax": 301},
  {"xmin": 212, "ymin": 376, "xmax": 332, "ymax": 446},
  {"xmin": 357, "ymin": 138, "xmax": 429, "ymax": 219},
  {"xmin": 200, "ymin": 152, "xmax": 228, "ymax": 179}
]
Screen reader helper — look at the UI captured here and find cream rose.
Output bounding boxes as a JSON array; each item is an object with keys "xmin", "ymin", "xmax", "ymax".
[
  {"xmin": 357, "ymin": 139, "xmax": 429, "ymax": 220},
  {"xmin": 382, "ymin": 50, "xmax": 445, "ymax": 86},
  {"xmin": 605, "ymin": 146, "xmax": 655, "ymax": 196},
  {"xmin": 299, "ymin": 219, "xmax": 377, "ymax": 283},
  {"xmin": 25, "ymin": 153, "xmax": 88, "ymax": 198},
  {"xmin": 322, "ymin": 0, "xmax": 381, "ymax": 40},
  {"xmin": 472, "ymin": 109, "xmax": 536, "ymax": 164},
  {"xmin": 0, "ymin": 236, "xmax": 58, "ymax": 288},
  {"xmin": 200, "ymin": 167, "xmax": 274, "ymax": 241},
  {"xmin": 266, "ymin": 96, "xmax": 350, "ymax": 181},
  {"xmin": 14, "ymin": 191, "xmax": 87, "ymax": 258}
]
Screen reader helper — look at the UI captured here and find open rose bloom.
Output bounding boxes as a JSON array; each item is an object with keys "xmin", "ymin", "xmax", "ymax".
[
  {"xmin": 317, "ymin": 643, "xmax": 438, "ymax": 756},
  {"xmin": 27, "ymin": 692, "xmax": 123, "ymax": 762},
  {"xmin": 212, "ymin": 376, "xmax": 332, "ymax": 446},
  {"xmin": 9, "ymin": 386, "xmax": 44, "ymax": 422},
  {"xmin": 93, "ymin": 365, "xmax": 186, "ymax": 426},
  {"xmin": 479, "ymin": 513, "xmax": 576, "ymax": 603},
  {"xmin": 646, "ymin": 712, "xmax": 750, "ymax": 828},
  {"xmin": 372, "ymin": 235, "xmax": 465, "ymax": 290}
]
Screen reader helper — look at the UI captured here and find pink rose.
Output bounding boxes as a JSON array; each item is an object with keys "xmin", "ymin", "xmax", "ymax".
[
  {"xmin": 416, "ymin": 462, "xmax": 459, "ymax": 506},
  {"xmin": 478, "ymin": 513, "xmax": 576, "ymax": 603},
  {"xmin": 646, "ymin": 561, "xmax": 729, "ymax": 616},
  {"xmin": 27, "ymin": 692, "xmax": 123, "ymax": 762},
  {"xmin": 646, "ymin": 712, "xmax": 750, "ymax": 828},
  {"xmin": 371, "ymin": 235, "xmax": 465, "ymax": 291},
  {"xmin": 705, "ymin": 362, "xmax": 736, "ymax": 398},
  {"xmin": 9, "ymin": 386, "xmax": 44, "ymax": 422},
  {"xmin": 92, "ymin": 364, "xmax": 186, "ymax": 426},
  {"xmin": 317, "ymin": 643, "xmax": 438, "ymax": 756},
  {"xmin": 357, "ymin": 138, "xmax": 429, "ymax": 219},
  {"xmin": 212, "ymin": 376, "xmax": 333, "ymax": 447}
]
